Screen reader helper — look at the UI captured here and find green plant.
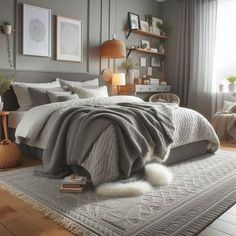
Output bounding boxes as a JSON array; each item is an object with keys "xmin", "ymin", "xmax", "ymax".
[
  {"xmin": 3, "ymin": 21, "xmax": 11, "ymax": 25},
  {"xmin": 156, "ymin": 39, "xmax": 166, "ymax": 48},
  {"xmin": 5, "ymin": 34, "xmax": 13, "ymax": 68},
  {"xmin": 120, "ymin": 59, "xmax": 134, "ymax": 72},
  {"xmin": 145, "ymin": 14, "xmax": 153, "ymax": 26},
  {"xmin": 1, "ymin": 21, "xmax": 13, "ymax": 68},
  {"xmin": 225, "ymin": 75, "xmax": 236, "ymax": 84},
  {"xmin": 141, "ymin": 43, "xmax": 148, "ymax": 49},
  {"xmin": 156, "ymin": 20, "xmax": 171, "ymax": 35},
  {"xmin": 0, "ymin": 73, "xmax": 14, "ymax": 96}
]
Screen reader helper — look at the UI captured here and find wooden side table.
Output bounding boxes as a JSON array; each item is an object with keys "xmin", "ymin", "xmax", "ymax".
[{"xmin": 0, "ymin": 111, "xmax": 10, "ymax": 140}]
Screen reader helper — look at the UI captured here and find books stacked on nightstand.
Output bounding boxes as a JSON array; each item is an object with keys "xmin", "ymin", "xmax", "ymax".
[{"xmin": 60, "ymin": 175, "xmax": 87, "ymax": 193}]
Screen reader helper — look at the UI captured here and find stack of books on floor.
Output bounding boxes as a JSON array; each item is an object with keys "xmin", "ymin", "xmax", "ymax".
[{"xmin": 60, "ymin": 175, "xmax": 87, "ymax": 193}]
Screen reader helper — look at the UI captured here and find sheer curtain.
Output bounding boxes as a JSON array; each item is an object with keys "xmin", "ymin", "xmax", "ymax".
[
  {"xmin": 213, "ymin": 0, "xmax": 236, "ymax": 89},
  {"xmin": 175, "ymin": 0, "xmax": 218, "ymax": 120}
]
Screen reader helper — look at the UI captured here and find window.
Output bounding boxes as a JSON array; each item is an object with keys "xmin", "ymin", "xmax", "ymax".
[{"xmin": 213, "ymin": 0, "xmax": 236, "ymax": 91}]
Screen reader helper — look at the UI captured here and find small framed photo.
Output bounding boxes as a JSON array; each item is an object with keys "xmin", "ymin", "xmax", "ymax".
[
  {"xmin": 23, "ymin": 4, "xmax": 51, "ymax": 57},
  {"xmin": 128, "ymin": 12, "xmax": 140, "ymax": 30},
  {"xmin": 152, "ymin": 17, "xmax": 163, "ymax": 35},
  {"xmin": 56, "ymin": 16, "xmax": 82, "ymax": 62},
  {"xmin": 147, "ymin": 67, "xmax": 152, "ymax": 76},
  {"xmin": 141, "ymin": 40, "xmax": 150, "ymax": 49},
  {"xmin": 151, "ymin": 57, "xmax": 161, "ymax": 67},
  {"xmin": 140, "ymin": 20, "xmax": 149, "ymax": 32},
  {"xmin": 140, "ymin": 57, "xmax": 146, "ymax": 67}
]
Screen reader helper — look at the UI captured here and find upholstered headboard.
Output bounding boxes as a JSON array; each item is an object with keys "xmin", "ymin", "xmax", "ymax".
[{"xmin": 1, "ymin": 70, "xmax": 103, "ymax": 111}]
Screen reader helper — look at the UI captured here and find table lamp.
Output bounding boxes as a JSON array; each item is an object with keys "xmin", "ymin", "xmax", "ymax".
[{"xmin": 112, "ymin": 73, "xmax": 126, "ymax": 95}]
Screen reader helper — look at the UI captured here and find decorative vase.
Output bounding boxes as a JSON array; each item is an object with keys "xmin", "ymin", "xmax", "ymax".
[
  {"xmin": 2, "ymin": 25, "xmax": 12, "ymax": 35},
  {"xmin": 149, "ymin": 25, "xmax": 153, "ymax": 33},
  {"xmin": 158, "ymin": 45, "xmax": 165, "ymax": 54},
  {"xmin": 0, "ymin": 97, "xmax": 3, "ymax": 111},
  {"xmin": 228, "ymin": 83, "xmax": 236, "ymax": 92},
  {"xmin": 126, "ymin": 70, "xmax": 133, "ymax": 84}
]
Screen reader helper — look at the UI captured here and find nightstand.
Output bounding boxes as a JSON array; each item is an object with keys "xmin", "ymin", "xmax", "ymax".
[
  {"xmin": 0, "ymin": 111, "xmax": 10, "ymax": 140},
  {"xmin": 119, "ymin": 85, "xmax": 171, "ymax": 100}
]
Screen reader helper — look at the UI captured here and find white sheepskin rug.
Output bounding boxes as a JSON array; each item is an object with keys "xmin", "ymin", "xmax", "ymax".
[
  {"xmin": 96, "ymin": 163, "xmax": 173, "ymax": 198},
  {"xmin": 145, "ymin": 163, "xmax": 173, "ymax": 186}
]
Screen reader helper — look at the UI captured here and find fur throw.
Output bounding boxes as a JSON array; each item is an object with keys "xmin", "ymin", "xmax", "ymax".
[{"xmin": 96, "ymin": 163, "xmax": 173, "ymax": 198}]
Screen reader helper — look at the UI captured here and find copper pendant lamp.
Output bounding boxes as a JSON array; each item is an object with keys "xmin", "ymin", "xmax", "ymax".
[{"xmin": 101, "ymin": 34, "xmax": 126, "ymax": 58}]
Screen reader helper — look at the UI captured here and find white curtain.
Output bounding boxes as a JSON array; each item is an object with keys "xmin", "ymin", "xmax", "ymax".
[
  {"xmin": 213, "ymin": 0, "xmax": 236, "ymax": 90},
  {"xmin": 175, "ymin": 0, "xmax": 218, "ymax": 120}
]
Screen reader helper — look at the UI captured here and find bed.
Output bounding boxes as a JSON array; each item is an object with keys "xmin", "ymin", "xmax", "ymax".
[
  {"xmin": 3, "ymin": 71, "xmax": 235, "ymax": 236},
  {"xmin": 1, "ymin": 71, "xmax": 219, "ymax": 186}
]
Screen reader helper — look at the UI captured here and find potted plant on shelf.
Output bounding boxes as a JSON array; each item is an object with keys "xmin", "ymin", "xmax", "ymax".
[
  {"xmin": 156, "ymin": 20, "xmax": 171, "ymax": 36},
  {"xmin": 157, "ymin": 39, "xmax": 166, "ymax": 54},
  {"xmin": 120, "ymin": 59, "xmax": 134, "ymax": 84},
  {"xmin": 225, "ymin": 75, "xmax": 236, "ymax": 92},
  {"xmin": 145, "ymin": 14, "xmax": 153, "ymax": 33}
]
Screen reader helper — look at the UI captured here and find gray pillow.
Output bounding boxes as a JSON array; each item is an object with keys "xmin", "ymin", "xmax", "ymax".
[
  {"xmin": 28, "ymin": 87, "xmax": 65, "ymax": 107},
  {"xmin": 57, "ymin": 94, "xmax": 80, "ymax": 102},
  {"xmin": 47, "ymin": 90, "xmax": 72, "ymax": 103}
]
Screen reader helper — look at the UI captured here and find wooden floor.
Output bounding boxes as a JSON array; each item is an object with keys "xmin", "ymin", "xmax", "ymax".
[{"xmin": 0, "ymin": 144, "xmax": 235, "ymax": 236}]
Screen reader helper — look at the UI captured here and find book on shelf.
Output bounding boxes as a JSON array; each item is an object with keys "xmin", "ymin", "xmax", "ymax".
[{"xmin": 60, "ymin": 186, "xmax": 83, "ymax": 193}]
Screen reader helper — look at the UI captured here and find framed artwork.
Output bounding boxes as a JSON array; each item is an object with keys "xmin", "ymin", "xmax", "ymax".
[
  {"xmin": 151, "ymin": 57, "xmax": 161, "ymax": 67},
  {"xmin": 140, "ymin": 20, "xmax": 149, "ymax": 32},
  {"xmin": 152, "ymin": 17, "xmax": 163, "ymax": 35},
  {"xmin": 140, "ymin": 57, "xmax": 146, "ymax": 67},
  {"xmin": 147, "ymin": 67, "xmax": 152, "ymax": 76},
  {"xmin": 23, "ymin": 4, "xmax": 51, "ymax": 57},
  {"xmin": 141, "ymin": 40, "xmax": 150, "ymax": 49},
  {"xmin": 128, "ymin": 12, "xmax": 140, "ymax": 30},
  {"xmin": 56, "ymin": 16, "xmax": 82, "ymax": 62}
]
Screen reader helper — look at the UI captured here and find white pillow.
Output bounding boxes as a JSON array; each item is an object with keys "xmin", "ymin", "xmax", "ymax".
[
  {"xmin": 72, "ymin": 86, "xmax": 108, "ymax": 99},
  {"xmin": 57, "ymin": 78, "xmax": 99, "ymax": 88},
  {"xmin": 12, "ymin": 81, "xmax": 61, "ymax": 110}
]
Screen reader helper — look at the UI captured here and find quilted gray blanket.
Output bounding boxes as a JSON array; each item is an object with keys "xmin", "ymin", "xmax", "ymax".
[{"xmin": 36, "ymin": 103, "xmax": 175, "ymax": 181}]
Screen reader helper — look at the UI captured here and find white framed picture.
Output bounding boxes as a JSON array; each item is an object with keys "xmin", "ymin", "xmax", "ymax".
[
  {"xmin": 23, "ymin": 4, "xmax": 51, "ymax": 57},
  {"xmin": 56, "ymin": 16, "xmax": 82, "ymax": 62},
  {"xmin": 140, "ymin": 57, "xmax": 146, "ymax": 67},
  {"xmin": 151, "ymin": 57, "xmax": 161, "ymax": 67},
  {"xmin": 141, "ymin": 40, "xmax": 150, "ymax": 49},
  {"xmin": 140, "ymin": 20, "xmax": 149, "ymax": 32},
  {"xmin": 152, "ymin": 17, "xmax": 163, "ymax": 35},
  {"xmin": 147, "ymin": 67, "xmax": 152, "ymax": 76}
]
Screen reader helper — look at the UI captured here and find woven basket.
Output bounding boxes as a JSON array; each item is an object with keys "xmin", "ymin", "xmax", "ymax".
[{"xmin": 0, "ymin": 139, "xmax": 21, "ymax": 168}]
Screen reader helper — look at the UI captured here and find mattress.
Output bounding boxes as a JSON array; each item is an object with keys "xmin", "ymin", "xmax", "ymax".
[{"xmin": 8, "ymin": 111, "xmax": 26, "ymax": 129}]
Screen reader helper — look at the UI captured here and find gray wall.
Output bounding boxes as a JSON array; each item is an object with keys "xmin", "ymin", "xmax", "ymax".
[{"xmin": 0, "ymin": 0, "xmax": 160, "ymax": 76}]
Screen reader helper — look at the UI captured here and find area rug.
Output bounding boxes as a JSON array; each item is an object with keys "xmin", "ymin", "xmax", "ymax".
[{"xmin": 0, "ymin": 150, "xmax": 236, "ymax": 236}]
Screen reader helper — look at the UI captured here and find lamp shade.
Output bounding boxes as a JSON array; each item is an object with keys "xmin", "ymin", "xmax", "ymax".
[
  {"xmin": 101, "ymin": 39, "xmax": 126, "ymax": 58},
  {"xmin": 112, "ymin": 73, "xmax": 126, "ymax": 86}
]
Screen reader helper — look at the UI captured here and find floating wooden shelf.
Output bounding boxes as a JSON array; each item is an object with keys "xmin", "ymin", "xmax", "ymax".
[
  {"xmin": 126, "ymin": 48, "xmax": 167, "ymax": 58},
  {"xmin": 125, "ymin": 29, "xmax": 168, "ymax": 40}
]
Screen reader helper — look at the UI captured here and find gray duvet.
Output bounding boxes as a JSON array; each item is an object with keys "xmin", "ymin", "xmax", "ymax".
[{"xmin": 36, "ymin": 103, "xmax": 175, "ymax": 180}]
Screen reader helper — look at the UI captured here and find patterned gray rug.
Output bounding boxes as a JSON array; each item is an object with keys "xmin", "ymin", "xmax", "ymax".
[{"xmin": 0, "ymin": 150, "xmax": 236, "ymax": 236}]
